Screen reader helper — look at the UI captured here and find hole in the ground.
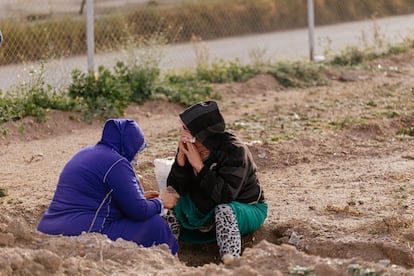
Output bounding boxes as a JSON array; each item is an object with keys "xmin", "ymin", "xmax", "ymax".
[
  {"xmin": 270, "ymin": 221, "xmax": 414, "ymax": 269},
  {"xmin": 177, "ymin": 221, "xmax": 414, "ymax": 269},
  {"xmin": 177, "ymin": 232, "xmax": 257, "ymax": 267},
  {"xmin": 176, "ymin": 221, "xmax": 295, "ymax": 267},
  {"xmin": 302, "ymin": 239, "xmax": 414, "ymax": 269}
]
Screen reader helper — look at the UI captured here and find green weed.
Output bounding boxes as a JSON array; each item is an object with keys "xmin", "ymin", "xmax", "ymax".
[
  {"xmin": 0, "ymin": 187, "xmax": 7, "ymax": 198},
  {"xmin": 18, "ymin": 124, "xmax": 25, "ymax": 136},
  {"xmin": 397, "ymin": 127, "xmax": 414, "ymax": 136},
  {"xmin": 348, "ymin": 264, "xmax": 376, "ymax": 276}
]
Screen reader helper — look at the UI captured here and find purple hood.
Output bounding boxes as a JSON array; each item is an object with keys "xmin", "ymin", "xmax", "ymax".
[{"xmin": 99, "ymin": 119, "xmax": 146, "ymax": 162}]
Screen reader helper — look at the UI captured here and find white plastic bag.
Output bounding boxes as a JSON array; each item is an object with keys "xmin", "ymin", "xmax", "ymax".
[{"xmin": 154, "ymin": 158, "xmax": 174, "ymax": 191}]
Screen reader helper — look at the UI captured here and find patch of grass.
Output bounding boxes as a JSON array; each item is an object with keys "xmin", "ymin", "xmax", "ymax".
[
  {"xmin": 155, "ymin": 73, "xmax": 220, "ymax": 106},
  {"xmin": 269, "ymin": 133, "xmax": 297, "ymax": 143},
  {"xmin": 348, "ymin": 264, "xmax": 376, "ymax": 276},
  {"xmin": 397, "ymin": 127, "xmax": 414, "ymax": 136},
  {"xmin": 6, "ymin": 198, "xmax": 23, "ymax": 205},
  {"xmin": 191, "ymin": 37, "xmax": 258, "ymax": 83},
  {"xmin": 380, "ymin": 110, "xmax": 400, "ymax": 118},
  {"xmin": 328, "ymin": 46, "xmax": 366, "ymax": 66},
  {"xmin": 329, "ymin": 116, "xmax": 365, "ymax": 130},
  {"xmin": 267, "ymin": 61, "xmax": 328, "ymax": 88},
  {"xmin": 326, "ymin": 37, "xmax": 414, "ymax": 67},
  {"xmin": 1, "ymin": 63, "xmax": 75, "ymax": 124},
  {"xmin": 0, "ymin": 187, "xmax": 7, "ymax": 197},
  {"xmin": 196, "ymin": 59, "xmax": 258, "ymax": 83},
  {"xmin": 365, "ymin": 100, "xmax": 377, "ymax": 107},
  {"xmin": 18, "ymin": 124, "xmax": 25, "ymax": 136},
  {"xmin": 288, "ymin": 265, "xmax": 314, "ymax": 275},
  {"xmin": 367, "ymin": 45, "xmax": 409, "ymax": 60},
  {"xmin": 1, "ymin": 128, "xmax": 8, "ymax": 138}
]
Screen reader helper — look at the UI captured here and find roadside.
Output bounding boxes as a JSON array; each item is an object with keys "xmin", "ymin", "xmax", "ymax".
[{"xmin": 1, "ymin": 13, "xmax": 414, "ymax": 93}]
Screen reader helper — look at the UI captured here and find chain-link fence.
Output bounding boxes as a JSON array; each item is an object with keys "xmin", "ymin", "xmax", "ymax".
[{"xmin": 1, "ymin": 0, "xmax": 414, "ymax": 93}]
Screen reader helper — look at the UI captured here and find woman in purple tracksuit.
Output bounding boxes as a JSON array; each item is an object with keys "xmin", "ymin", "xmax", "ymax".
[{"xmin": 37, "ymin": 118, "xmax": 179, "ymax": 254}]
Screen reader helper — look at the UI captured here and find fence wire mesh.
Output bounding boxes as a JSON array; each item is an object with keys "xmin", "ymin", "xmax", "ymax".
[{"xmin": 0, "ymin": 0, "xmax": 414, "ymax": 93}]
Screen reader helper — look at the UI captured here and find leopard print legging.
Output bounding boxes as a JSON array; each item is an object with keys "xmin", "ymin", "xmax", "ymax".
[
  {"xmin": 163, "ymin": 204, "xmax": 241, "ymax": 259},
  {"xmin": 215, "ymin": 204, "xmax": 241, "ymax": 258},
  {"xmin": 163, "ymin": 209, "xmax": 181, "ymax": 240}
]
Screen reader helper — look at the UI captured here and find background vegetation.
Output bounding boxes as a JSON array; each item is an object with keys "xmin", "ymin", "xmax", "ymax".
[
  {"xmin": 1, "ymin": 0, "xmax": 414, "ymax": 65},
  {"xmin": 1, "ymin": 32, "xmax": 413, "ymax": 125}
]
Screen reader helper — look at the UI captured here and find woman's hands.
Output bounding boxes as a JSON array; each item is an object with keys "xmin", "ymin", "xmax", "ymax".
[
  {"xmin": 145, "ymin": 188, "xmax": 179, "ymax": 209},
  {"xmin": 141, "ymin": 170, "xmax": 179, "ymax": 210},
  {"xmin": 160, "ymin": 187, "xmax": 180, "ymax": 209},
  {"xmin": 144, "ymin": 190, "xmax": 159, "ymax": 199},
  {"xmin": 176, "ymin": 128, "xmax": 193, "ymax": 166},
  {"xmin": 180, "ymin": 128, "xmax": 195, "ymax": 144},
  {"xmin": 176, "ymin": 143, "xmax": 187, "ymax": 167},
  {"xmin": 178, "ymin": 139, "xmax": 204, "ymax": 173},
  {"xmin": 177, "ymin": 126, "xmax": 210, "ymax": 173}
]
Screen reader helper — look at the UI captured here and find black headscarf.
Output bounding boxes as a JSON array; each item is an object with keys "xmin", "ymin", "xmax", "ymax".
[{"xmin": 179, "ymin": 101, "xmax": 225, "ymax": 150}]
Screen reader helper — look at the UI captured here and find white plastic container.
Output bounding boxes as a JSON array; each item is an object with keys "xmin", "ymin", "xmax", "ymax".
[{"xmin": 154, "ymin": 158, "xmax": 174, "ymax": 191}]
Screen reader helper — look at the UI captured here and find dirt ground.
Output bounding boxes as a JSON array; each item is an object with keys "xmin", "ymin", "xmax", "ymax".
[{"xmin": 1, "ymin": 50, "xmax": 414, "ymax": 275}]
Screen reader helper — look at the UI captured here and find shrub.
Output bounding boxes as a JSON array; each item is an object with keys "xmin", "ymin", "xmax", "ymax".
[
  {"xmin": 328, "ymin": 46, "xmax": 365, "ymax": 66},
  {"xmin": 115, "ymin": 61, "xmax": 159, "ymax": 104},
  {"xmin": 68, "ymin": 65, "xmax": 130, "ymax": 123}
]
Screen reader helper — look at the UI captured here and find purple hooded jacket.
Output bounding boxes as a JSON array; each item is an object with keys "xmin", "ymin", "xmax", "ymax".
[{"xmin": 37, "ymin": 119, "xmax": 178, "ymax": 254}]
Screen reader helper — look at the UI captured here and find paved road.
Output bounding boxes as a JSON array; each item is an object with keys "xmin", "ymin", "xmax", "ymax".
[
  {"xmin": 0, "ymin": 0, "xmax": 180, "ymax": 18},
  {"xmin": 1, "ymin": 13, "xmax": 414, "ymax": 93}
]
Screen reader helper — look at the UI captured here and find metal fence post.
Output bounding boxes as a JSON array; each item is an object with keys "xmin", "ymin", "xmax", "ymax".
[
  {"xmin": 86, "ymin": 0, "xmax": 95, "ymax": 71},
  {"xmin": 307, "ymin": 0, "xmax": 315, "ymax": 61}
]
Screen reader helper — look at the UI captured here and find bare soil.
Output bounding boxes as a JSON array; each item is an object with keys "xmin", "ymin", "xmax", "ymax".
[{"xmin": 1, "ymin": 50, "xmax": 414, "ymax": 275}]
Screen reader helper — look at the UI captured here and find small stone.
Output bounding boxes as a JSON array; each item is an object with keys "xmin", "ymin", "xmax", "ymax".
[{"xmin": 288, "ymin": 231, "xmax": 303, "ymax": 246}]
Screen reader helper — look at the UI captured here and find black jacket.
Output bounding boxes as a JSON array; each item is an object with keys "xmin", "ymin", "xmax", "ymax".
[{"xmin": 167, "ymin": 132, "xmax": 264, "ymax": 214}]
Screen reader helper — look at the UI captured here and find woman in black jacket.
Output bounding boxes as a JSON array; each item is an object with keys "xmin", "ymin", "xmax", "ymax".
[{"xmin": 167, "ymin": 101, "xmax": 267, "ymax": 260}]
